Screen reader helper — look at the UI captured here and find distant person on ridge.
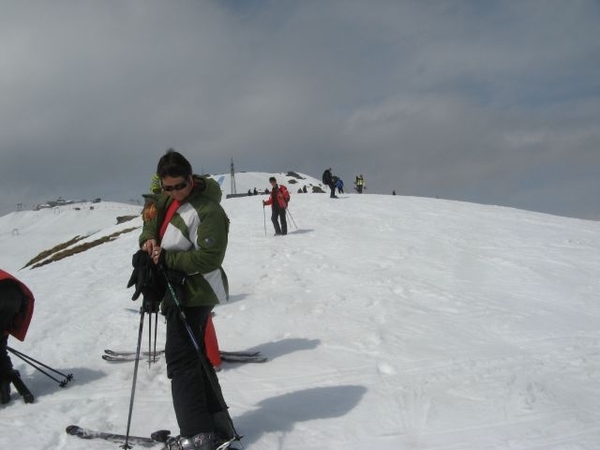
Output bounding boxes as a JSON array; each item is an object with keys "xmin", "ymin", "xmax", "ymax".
[
  {"xmin": 262, "ymin": 176, "xmax": 290, "ymax": 236},
  {"xmin": 336, "ymin": 177, "xmax": 344, "ymax": 194},
  {"xmin": 0, "ymin": 269, "xmax": 35, "ymax": 405},
  {"xmin": 322, "ymin": 168, "xmax": 337, "ymax": 198},
  {"xmin": 355, "ymin": 174, "xmax": 365, "ymax": 194}
]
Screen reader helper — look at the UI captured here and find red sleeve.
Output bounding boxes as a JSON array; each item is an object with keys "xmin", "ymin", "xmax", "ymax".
[{"xmin": 0, "ymin": 270, "xmax": 35, "ymax": 341}]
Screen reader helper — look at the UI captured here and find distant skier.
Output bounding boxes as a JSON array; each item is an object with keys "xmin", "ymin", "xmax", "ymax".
[
  {"xmin": 355, "ymin": 174, "xmax": 365, "ymax": 194},
  {"xmin": 262, "ymin": 177, "xmax": 290, "ymax": 236},
  {"xmin": 322, "ymin": 168, "xmax": 337, "ymax": 198},
  {"xmin": 336, "ymin": 178, "xmax": 344, "ymax": 194}
]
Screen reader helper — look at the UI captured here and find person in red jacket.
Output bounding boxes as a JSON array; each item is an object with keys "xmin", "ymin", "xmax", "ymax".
[
  {"xmin": 262, "ymin": 177, "xmax": 290, "ymax": 236},
  {"xmin": 0, "ymin": 269, "xmax": 35, "ymax": 404}
]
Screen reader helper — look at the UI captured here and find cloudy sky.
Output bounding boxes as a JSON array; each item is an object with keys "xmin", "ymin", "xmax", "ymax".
[{"xmin": 1, "ymin": 0, "xmax": 599, "ymax": 219}]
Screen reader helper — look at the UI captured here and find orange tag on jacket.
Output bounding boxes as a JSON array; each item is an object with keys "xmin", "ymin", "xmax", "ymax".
[{"xmin": 142, "ymin": 203, "xmax": 158, "ymax": 222}]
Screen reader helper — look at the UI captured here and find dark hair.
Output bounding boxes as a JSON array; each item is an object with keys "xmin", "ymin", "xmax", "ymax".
[
  {"xmin": 269, "ymin": 177, "xmax": 277, "ymax": 183},
  {"xmin": 156, "ymin": 149, "xmax": 192, "ymax": 179}
]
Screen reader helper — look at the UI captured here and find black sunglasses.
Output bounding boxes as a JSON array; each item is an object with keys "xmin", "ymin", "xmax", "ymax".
[{"xmin": 161, "ymin": 181, "xmax": 188, "ymax": 192}]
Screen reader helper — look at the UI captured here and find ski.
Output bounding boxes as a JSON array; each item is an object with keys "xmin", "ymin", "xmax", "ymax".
[
  {"xmin": 102, "ymin": 354, "xmax": 162, "ymax": 363},
  {"xmin": 104, "ymin": 349, "xmax": 166, "ymax": 356},
  {"xmin": 220, "ymin": 353, "xmax": 267, "ymax": 364},
  {"xmin": 67, "ymin": 425, "xmax": 240, "ymax": 450},
  {"xmin": 66, "ymin": 425, "xmax": 169, "ymax": 447},
  {"xmin": 105, "ymin": 348, "xmax": 259, "ymax": 358},
  {"xmin": 103, "ymin": 349, "xmax": 267, "ymax": 363},
  {"xmin": 220, "ymin": 350, "xmax": 261, "ymax": 358}
]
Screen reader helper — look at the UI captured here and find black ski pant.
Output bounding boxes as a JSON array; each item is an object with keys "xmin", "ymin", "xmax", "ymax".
[
  {"xmin": 0, "ymin": 335, "xmax": 11, "ymax": 404},
  {"xmin": 271, "ymin": 206, "xmax": 287, "ymax": 235},
  {"xmin": 165, "ymin": 305, "xmax": 225, "ymax": 437},
  {"xmin": 329, "ymin": 183, "xmax": 337, "ymax": 198},
  {"xmin": 0, "ymin": 335, "xmax": 11, "ymax": 380}
]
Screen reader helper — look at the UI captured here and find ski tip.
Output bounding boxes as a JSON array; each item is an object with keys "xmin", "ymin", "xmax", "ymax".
[
  {"xmin": 101, "ymin": 355, "xmax": 125, "ymax": 362},
  {"xmin": 65, "ymin": 425, "xmax": 80, "ymax": 434}
]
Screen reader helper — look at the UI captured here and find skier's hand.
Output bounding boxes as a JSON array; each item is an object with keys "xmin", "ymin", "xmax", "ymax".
[
  {"xmin": 151, "ymin": 246, "xmax": 164, "ymax": 266},
  {"xmin": 141, "ymin": 239, "xmax": 159, "ymax": 256}
]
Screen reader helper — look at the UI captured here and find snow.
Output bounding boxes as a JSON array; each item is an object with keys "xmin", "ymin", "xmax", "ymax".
[{"xmin": 1, "ymin": 175, "xmax": 600, "ymax": 450}]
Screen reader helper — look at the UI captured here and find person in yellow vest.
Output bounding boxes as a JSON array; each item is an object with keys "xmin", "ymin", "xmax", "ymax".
[{"xmin": 355, "ymin": 174, "xmax": 365, "ymax": 193}]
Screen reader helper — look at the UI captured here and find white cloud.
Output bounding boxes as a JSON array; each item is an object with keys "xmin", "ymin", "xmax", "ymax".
[{"xmin": 0, "ymin": 0, "xmax": 598, "ymax": 218}]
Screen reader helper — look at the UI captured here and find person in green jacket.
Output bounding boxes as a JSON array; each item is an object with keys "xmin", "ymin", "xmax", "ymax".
[{"xmin": 139, "ymin": 149, "xmax": 235, "ymax": 450}]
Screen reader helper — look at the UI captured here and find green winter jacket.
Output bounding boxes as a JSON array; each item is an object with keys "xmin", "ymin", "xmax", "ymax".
[{"xmin": 139, "ymin": 175, "xmax": 229, "ymax": 307}]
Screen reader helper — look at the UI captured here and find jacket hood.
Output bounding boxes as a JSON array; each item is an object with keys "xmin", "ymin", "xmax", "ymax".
[
  {"xmin": 193, "ymin": 175, "xmax": 222, "ymax": 203},
  {"xmin": 143, "ymin": 174, "xmax": 223, "ymax": 205}
]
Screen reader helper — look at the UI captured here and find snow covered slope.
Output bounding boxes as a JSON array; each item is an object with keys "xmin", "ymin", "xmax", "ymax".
[
  {"xmin": 208, "ymin": 170, "xmax": 326, "ymax": 197},
  {"xmin": 1, "ymin": 191, "xmax": 599, "ymax": 450}
]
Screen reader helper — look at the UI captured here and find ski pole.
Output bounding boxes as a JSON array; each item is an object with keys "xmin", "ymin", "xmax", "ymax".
[
  {"xmin": 152, "ymin": 310, "xmax": 159, "ymax": 363},
  {"xmin": 262, "ymin": 204, "xmax": 267, "ymax": 237},
  {"xmin": 6, "ymin": 346, "xmax": 74, "ymax": 388},
  {"xmin": 286, "ymin": 207, "xmax": 298, "ymax": 230},
  {"xmin": 147, "ymin": 309, "xmax": 160, "ymax": 366},
  {"xmin": 121, "ymin": 309, "xmax": 146, "ymax": 450},
  {"xmin": 158, "ymin": 265, "xmax": 241, "ymax": 441},
  {"xmin": 147, "ymin": 310, "xmax": 152, "ymax": 367}
]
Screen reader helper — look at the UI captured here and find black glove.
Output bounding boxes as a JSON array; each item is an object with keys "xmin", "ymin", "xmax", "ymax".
[
  {"xmin": 142, "ymin": 292, "xmax": 160, "ymax": 313},
  {"xmin": 127, "ymin": 250, "xmax": 151, "ymax": 300},
  {"xmin": 126, "ymin": 250, "xmax": 164, "ymax": 303}
]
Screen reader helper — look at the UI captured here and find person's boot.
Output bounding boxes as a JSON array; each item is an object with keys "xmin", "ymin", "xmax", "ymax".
[
  {"xmin": 164, "ymin": 435, "xmax": 180, "ymax": 450},
  {"xmin": 178, "ymin": 432, "xmax": 215, "ymax": 450}
]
